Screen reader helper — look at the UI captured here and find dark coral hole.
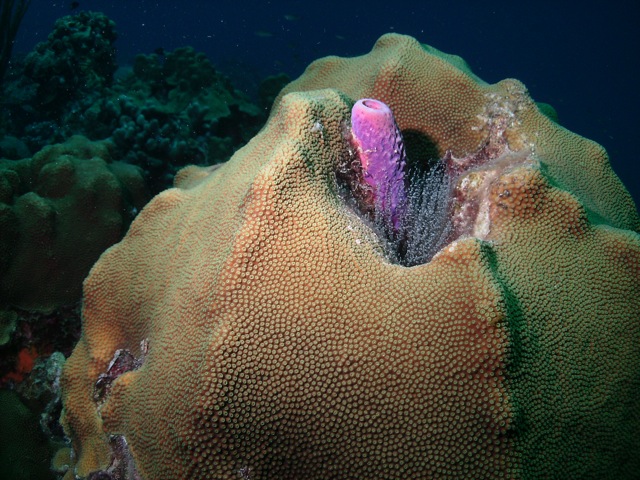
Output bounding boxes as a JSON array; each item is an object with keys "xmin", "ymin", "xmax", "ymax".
[{"xmin": 337, "ymin": 127, "xmax": 453, "ymax": 267}]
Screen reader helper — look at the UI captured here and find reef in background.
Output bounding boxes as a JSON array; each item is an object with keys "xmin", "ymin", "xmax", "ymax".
[
  {"xmin": 0, "ymin": 11, "xmax": 289, "ymax": 193},
  {"xmin": 0, "ymin": 11, "xmax": 290, "ymax": 479}
]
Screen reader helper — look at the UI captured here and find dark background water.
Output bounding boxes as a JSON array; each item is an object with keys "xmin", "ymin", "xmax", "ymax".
[{"xmin": 13, "ymin": 0, "xmax": 640, "ymax": 208}]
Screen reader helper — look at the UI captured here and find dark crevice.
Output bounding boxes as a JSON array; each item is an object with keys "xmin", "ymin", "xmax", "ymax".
[{"xmin": 336, "ymin": 127, "xmax": 453, "ymax": 267}]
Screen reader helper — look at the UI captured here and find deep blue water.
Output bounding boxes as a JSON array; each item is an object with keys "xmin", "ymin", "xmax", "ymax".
[{"xmin": 13, "ymin": 0, "xmax": 640, "ymax": 206}]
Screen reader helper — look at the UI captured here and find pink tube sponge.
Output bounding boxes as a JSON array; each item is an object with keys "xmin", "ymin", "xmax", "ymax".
[{"xmin": 350, "ymin": 98, "xmax": 407, "ymax": 230}]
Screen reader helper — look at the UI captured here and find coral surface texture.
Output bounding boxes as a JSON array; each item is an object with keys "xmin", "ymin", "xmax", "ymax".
[
  {"xmin": 60, "ymin": 34, "xmax": 640, "ymax": 479},
  {"xmin": 0, "ymin": 135, "xmax": 147, "ymax": 316}
]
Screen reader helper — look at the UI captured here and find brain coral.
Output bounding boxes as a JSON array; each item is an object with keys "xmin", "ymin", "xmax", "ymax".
[{"xmin": 60, "ymin": 34, "xmax": 640, "ymax": 479}]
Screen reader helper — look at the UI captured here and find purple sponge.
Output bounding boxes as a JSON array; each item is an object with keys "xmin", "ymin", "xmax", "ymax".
[{"xmin": 350, "ymin": 98, "xmax": 407, "ymax": 231}]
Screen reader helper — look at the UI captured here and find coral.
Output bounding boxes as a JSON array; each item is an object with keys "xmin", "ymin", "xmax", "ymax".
[
  {"xmin": 84, "ymin": 47, "xmax": 265, "ymax": 192},
  {"xmin": 22, "ymin": 11, "xmax": 117, "ymax": 118},
  {"xmin": 0, "ymin": 134, "xmax": 30, "ymax": 159},
  {"xmin": 3, "ymin": 42, "xmax": 266, "ymax": 193},
  {"xmin": 0, "ymin": 135, "xmax": 147, "ymax": 319},
  {"xmin": 258, "ymin": 73, "xmax": 291, "ymax": 112},
  {"xmin": 277, "ymin": 37, "xmax": 639, "ymax": 232},
  {"xmin": 0, "ymin": 323, "xmax": 73, "ymax": 478},
  {"xmin": 0, "ymin": 11, "xmax": 117, "ymax": 151},
  {"xmin": 0, "ymin": 304, "xmax": 80, "ymax": 389},
  {"xmin": 1, "ymin": 351, "xmax": 70, "ymax": 480},
  {"xmin": 0, "ymin": 351, "xmax": 67, "ymax": 479},
  {"xmin": 2, "ymin": 12, "xmax": 267, "ymax": 192},
  {"xmin": 124, "ymin": 46, "xmax": 240, "ymax": 116},
  {"xmin": 15, "ymin": 351, "xmax": 66, "ymax": 428},
  {"xmin": 60, "ymin": 34, "xmax": 640, "ymax": 479},
  {"xmin": 1, "ymin": 345, "xmax": 37, "ymax": 383}
]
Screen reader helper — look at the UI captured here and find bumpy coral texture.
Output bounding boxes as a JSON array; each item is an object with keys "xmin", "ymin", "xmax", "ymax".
[
  {"xmin": 60, "ymin": 34, "xmax": 640, "ymax": 479},
  {"xmin": 0, "ymin": 135, "xmax": 147, "ymax": 317}
]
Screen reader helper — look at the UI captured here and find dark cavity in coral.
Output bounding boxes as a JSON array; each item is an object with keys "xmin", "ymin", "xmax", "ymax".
[
  {"xmin": 337, "ymin": 128, "xmax": 452, "ymax": 267},
  {"xmin": 88, "ymin": 343, "xmax": 147, "ymax": 479},
  {"xmin": 86, "ymin": 435, "xmax": 142, "ymax": 480},
  {"xmin": 93, "ymin": 338, "xmax": 148, "ymax": 406}
]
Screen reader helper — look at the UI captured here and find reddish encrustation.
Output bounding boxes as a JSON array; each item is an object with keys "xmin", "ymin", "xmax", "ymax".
[{"xmin": 350, "ymin": 98, "xmax": 407, "ymax": 230}]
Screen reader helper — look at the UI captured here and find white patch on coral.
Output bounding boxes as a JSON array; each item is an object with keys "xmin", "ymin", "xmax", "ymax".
[{"xmin": 311, "ymin": 121, "xmax": 324, "ymax": 139}]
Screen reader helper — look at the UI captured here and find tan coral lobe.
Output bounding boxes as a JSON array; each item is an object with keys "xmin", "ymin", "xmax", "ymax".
[{"xmin": 60, "ymin": 34, "xmax": 640, "ymax": 479}]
